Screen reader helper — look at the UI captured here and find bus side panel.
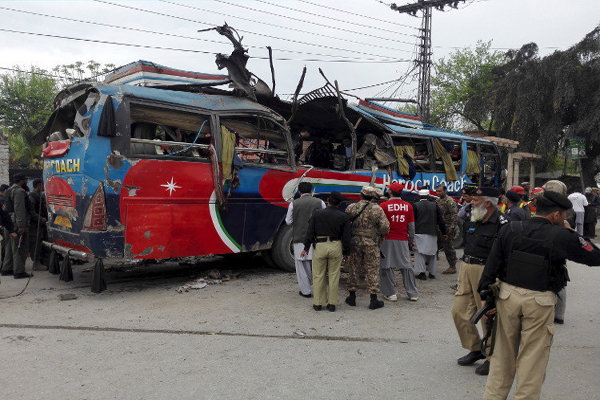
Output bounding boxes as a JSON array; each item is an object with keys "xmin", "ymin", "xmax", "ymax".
[{"xmin": 120, "ymin": 159, "xmax": 236, "ymax": 258}]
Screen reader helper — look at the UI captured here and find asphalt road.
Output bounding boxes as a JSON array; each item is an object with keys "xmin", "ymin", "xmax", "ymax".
[{"xmin": 0, "ymin": 245, "xmax": 599, "ymax": 400}]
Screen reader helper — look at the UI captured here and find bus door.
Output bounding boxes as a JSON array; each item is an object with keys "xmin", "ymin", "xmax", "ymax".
[
  {"xmin": 121, "ymin": 101, "xmax": 218, "ymax": 259},
  {"xmin": 218, "ymin": 114, "xmax": 296, "ymax": 252}
]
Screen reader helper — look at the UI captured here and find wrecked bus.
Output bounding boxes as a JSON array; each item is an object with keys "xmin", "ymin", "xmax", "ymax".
[{"xmin": 36, "ymin": 73, "xmax": 500, "ymax": 275}]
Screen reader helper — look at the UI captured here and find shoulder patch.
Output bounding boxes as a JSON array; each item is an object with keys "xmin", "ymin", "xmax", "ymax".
[
  {"xmin": 498, "ymin": 214, "xmax": 509, "ymax": 225},
  {"xmin": 578, "ymin": 236, "xmax": 594, "ymax": 252}
]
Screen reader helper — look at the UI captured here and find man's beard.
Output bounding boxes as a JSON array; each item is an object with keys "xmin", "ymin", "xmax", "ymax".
[{"xmin": 471, "ymin": 204, "xmax": 488, "ymax": 222}]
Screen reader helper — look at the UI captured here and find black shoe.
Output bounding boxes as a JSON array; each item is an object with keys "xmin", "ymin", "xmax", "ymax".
[
  {"xmin": 554, "ymin": 318, "xmax": 564, "ymax": 324},
  {"xmin": 345, "ymin": 295, "xmax": 356, "ymax": 307},
  {"xmin": 457, "ymin": 351, "xmax": 485, "ymax": 366},
  {"xmin": 13, "ymin": 272, "xmax": 31, "ymax": 279},
  {"xmin": 428, "ymin": 273, "xmax": 436, "ymax": 279},
  {"xmin": 416, "ymin": 272, "xmax": 427, "ymax": 280},
  {"xmin": 299, "ymin": 291, "xmax": 312, "ymax": 298},
  {"xmin": 369, "ymin": 298, "xmax": 384, "ymax": 310},
  {"xmin": 475, "ymin": 360, "xmax": 490, "ymax": 376},
  {"xmin": 313, "ymin": 305, "xmax": 322, "ymax": 311},
  {"xmin": 326, "ymin": 304, "xmax": 336, "ymax": 312},
  {"xmin": 0, "ymin": 270, "xmax": 14, "ymax": 276}
]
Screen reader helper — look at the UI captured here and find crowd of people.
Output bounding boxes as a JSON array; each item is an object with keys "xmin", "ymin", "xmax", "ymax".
[
  {"xmin": 291, "ymin": 178, "xmax": 600, "ymax": 399},
  {"xmin": 0, "ymin": 174, "xmax": 48, "ymax": 281}
]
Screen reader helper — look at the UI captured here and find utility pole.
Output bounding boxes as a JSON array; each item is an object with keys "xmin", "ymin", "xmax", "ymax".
[{"xmin": 390, "ymin": 0, "xmax": 465, "ymax": 122}]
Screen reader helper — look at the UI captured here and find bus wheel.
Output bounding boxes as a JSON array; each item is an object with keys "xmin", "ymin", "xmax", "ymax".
[
  {"xmin": 260, "ymin": 250, "xmax": 278, "ymax": 269},
  {"xmin": 270, "ymin": 224, "xmax": 295, "ymax": 273}
]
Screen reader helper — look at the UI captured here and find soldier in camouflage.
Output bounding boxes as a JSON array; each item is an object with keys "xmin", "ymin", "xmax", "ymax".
[
  {"xmin": 436, "ymin": 185, "xmax": 459, "ymax": 274},
  {"xmin": 345, "ymin": 186, "xmax": 390, "ymax": 310}
]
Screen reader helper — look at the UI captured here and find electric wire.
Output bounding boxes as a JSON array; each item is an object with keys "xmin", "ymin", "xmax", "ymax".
[
  {"xmin": 298, "ymin": 0, "xmax": 418, "ymax": 30},
  {"xmin": 254, "ymin": 0, "xmax": 418, "ymax": 38},
  {"xmin": 0, "ymin": 6, "xmax": 398, "ymax": 61},
  {"xmin": 0, "ymin": 28, "xmax": 411, "ymax": 63},
  {"xmin": 218, "ymin": 0, "xmax": 417, "ymax": 45},
  {"xmin": 95, "ymin": 1, "xmax": 413, "ymax": 58},
  {"xmin": 163, "ymin": 0, "xmax": 414, "ymax": 55}
]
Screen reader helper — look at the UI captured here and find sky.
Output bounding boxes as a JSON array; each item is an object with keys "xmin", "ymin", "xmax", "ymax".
[{"xmin": 1, "ymin": 0, "xmax": 599, "ymax": 102}]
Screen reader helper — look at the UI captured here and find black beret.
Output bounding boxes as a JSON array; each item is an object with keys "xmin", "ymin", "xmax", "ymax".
[
  {"xmin": 463, "ymin": 185, "xmax": 478, "ymax": 195},
  {"xmin": 329, "ymin": 191, "xmax": 346, "ymax": 203},
  {"xmin": 505, "ymin": 190, "xmax": 522, "ymax": 203},
  {"xmin": 541, "ymin": 191, "xmax": 572, "ymax": 210},
  {"xmin": 473, "ymin": 187, "xmax": 500, "ymax": 198}
]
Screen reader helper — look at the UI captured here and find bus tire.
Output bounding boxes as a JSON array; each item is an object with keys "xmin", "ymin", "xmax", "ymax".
[
  {"xmin": 271, "ymin": 224, "xmax": 295, "ymax": 273},
  {"xmin": 260, "ymin": 249, "xmax": 278, "ymax": 269}
]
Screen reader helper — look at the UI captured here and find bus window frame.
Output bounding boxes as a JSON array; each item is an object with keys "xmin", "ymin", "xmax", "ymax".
[
  {"xmin": 432, "ymin": 138, "xmax": 462, "ymax": 175},
  {"xmin": 478, "ymin": 142, "xmax": 500, "ymax": 187},
  {"xmin": 215, "ymin": 112, "xmax": 297, "ymax": 172},
  {"xmin": 390, "ymin": 134, "xmax": 435, "ymax": 173},
  {"xmin": 124, "ymin": 98, "xmax": 215, "ymax": 163}
]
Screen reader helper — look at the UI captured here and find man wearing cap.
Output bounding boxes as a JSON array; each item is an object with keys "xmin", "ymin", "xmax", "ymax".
[
  {"xmin": 345, "ymin": 186, "xmax": 390, "ymax": 310},
  {"xmin": 285, "ymin": 182, "xmax": 326, "ymax": 298},
  {"xmin": 478, "ymin": 191, "xmax": 600, "ymax": 400},
  {"xmin": 302, "ymin": 191, "xmax": 351, "ymax": 312},
  {"xmin": 451, "ymin": 187, "xmax": 508, "ymax": 376},
  {"xmin": 0, "ymin": 174, "xmax": 32, "ymax": 279},
  {"xmin": 435, "ymin": 184, "xmax": 459, "ymax": 274},
  {"xmin": 503, "ymin": 190, "xmax": 530, "ymax": 222},
  {"xmin": 379, "ymin": 183, "xmax": 419, "ymax": 301},
  {"xmin": 527, "ymin": 187, "xmax": 545, "ymax": 216},
  {"xmin": 413, "ymin": 189, "xmax": 446, "ymax": 280}
]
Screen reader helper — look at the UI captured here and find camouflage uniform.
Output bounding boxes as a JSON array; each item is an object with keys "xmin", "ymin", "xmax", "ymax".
[
  {"xmin": 436, "ymin": 195, "xmax": 458, "ymax": 269},
  {"xmin": 346, "ymin": 196, "xmax": 390, "ymax": 294},
  {"xmin": 1, "ymin": 184, "xmax": 30, "ymax": 276}
]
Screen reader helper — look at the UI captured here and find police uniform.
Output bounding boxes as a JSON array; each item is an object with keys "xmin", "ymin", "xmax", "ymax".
[
  {"xmin": 345, "ymin": 186, "xmax": 390, "ymax": 309},
  {"xmin": 451, "ymin": 187, "xmax": 508, "ymax": 374},
  {"xmin": 479, "ymin": 191, "xmax": 600, "ymax": 400},
  {"xmin": 436, "ymin": 193, "xmax": 458, "ymax": 273}
]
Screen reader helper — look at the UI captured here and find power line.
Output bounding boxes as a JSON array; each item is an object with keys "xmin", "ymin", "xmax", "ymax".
[
  {"xmin": 298, "ymin": 0, "xmax": 418, "ymax": 30},
  {"xmin": 0, "ymin": 66, "xmax": 73, "ymax": 80},
  {"xmin": 255, "ymin": 0, "xmax": 418, "ymax": 38},
  {"xmin": 215, "ymin": 0, "xmax": 416, "ymax": 46},
  {"xmin": 0, "ymin": 28, "xmax": 411, "ymax": 63},
  {"xmin": 163, "ymin": 0, "xmax": 414, "ymax": 55},
  {"xmin": 0, "ymin": 6, "xmax": 398, "ymax": 61},
  {"xmin": 96, "ymin": 1, "xmax": 413, "ymax": 58}
]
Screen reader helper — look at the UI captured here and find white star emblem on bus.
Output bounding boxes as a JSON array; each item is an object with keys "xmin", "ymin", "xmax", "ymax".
[{"xmin": 161, "ymin": 177, "xmax": 181, "ymax": 196}]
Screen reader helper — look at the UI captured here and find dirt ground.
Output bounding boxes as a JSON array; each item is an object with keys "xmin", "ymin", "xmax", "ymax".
[{"xmin": 0, "ymin": 244, "xmax": 599, "ymax": 400}]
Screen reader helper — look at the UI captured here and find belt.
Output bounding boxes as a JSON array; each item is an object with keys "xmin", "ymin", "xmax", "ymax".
[
  {"xmin": 315, "ymin": 236, "xmax": 340, "ymax": 243},
  {"xmin": 461, "ymin": 255, "xmax": 486, "ymax": 265}
]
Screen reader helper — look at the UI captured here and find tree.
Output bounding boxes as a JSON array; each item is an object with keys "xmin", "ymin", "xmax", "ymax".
[
  {"xmin": 430, "ymin": 41, "xmax": 506, "ymax": 131},
  {"xmin": 0, "ymin": 67, "xmax": 56, "ymax": 168},
  {"xmin": 490, "ymin": 27, "xmax": 600, "ymax": 185}
]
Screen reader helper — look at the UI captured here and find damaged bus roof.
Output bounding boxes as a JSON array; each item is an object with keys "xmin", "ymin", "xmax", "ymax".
[
  {"xmin": 99, "ymin": 84, "xmax": 282, "ymax": 115},
  {"xmin": 384, "ymin": 123, "xmax": 491, "ymax": 143}
]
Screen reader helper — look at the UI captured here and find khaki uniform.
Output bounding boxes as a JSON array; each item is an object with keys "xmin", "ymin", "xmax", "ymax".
[
  {"xmin": 483, "ymin": 282, "xmax": 557, "ymax": 400},
  {"xmin": 346, "ymin": 200, "xmax": 390, "ymax": 294},
  {"xmin": 436, "ymin": 196, "xmax": 458, "ymax": 268},
  {"xmin": 451, "ymin": 261, "xmax": 488, "ymax": 351},
  {"xmin": 312, "ymin": 238, "xmax": 343, "ymax": 306}
]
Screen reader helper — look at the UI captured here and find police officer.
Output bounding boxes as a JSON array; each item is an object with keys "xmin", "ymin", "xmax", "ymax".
[
  {"xmin": 451, "ymin": 187, "xmax": 508, "ymax": 376},
  {"xmin": 478, "ymin": 191, "xmax": 600, "ymax": 400},
  {"xmin": 345, "ymin": 186, "xmax": 390, "ymax": 310},
  {"xmin": 302, "ymin": 191, "xmax": 351, "ymax": 312},
  {"xmin": 29, "ymin": 178, "xmax": 48, "ymax": 271},
  {"xmin": 0, "ymin": 174, "xmax": 31, "ymax": 279},
  {"xmin": 436, "ymin": 184, "xmax": 458, "ymax": 274},
  {"xmin": 503, "ymin": 190, "xmax": 530, "ymax": 222}
]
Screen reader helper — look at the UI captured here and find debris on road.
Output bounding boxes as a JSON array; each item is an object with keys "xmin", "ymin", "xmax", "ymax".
[{"xmin": 58, "ymin": 293, "xmax": 78, "ymax": 301}]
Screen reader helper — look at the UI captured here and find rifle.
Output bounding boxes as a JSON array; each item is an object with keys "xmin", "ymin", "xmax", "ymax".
[{"xmin": 471, "ymin": 285, "xmax": 499, "ymax": 356}]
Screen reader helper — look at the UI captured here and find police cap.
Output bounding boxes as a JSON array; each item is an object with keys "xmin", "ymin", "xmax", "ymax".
[
  {"xmin": 473, "ymin": 187, "xmax": 500, "ymax": 198},
  {"xmin": 539, "ymin": 191, "xmax": 572, "ymax": 211},
  {"xmin": 463, "ymin": 185, "xmax": 478, "ymax": 195}
]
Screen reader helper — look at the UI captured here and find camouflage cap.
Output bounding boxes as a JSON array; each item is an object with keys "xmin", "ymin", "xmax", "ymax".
[{"xmin": 361, "ymin": 186, "xmax": 380, "ymax": 198}]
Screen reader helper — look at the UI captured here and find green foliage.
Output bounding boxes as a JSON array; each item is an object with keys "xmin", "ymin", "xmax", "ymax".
[
  {"xmin": 490, "ymin": 27, "xmax": 600, "ymax": 184},
  {"xmin": 430, "ymin": 41, "xmax": 506, "ymax": 131},
  {"xmin": 396, "ymin": 103, "xmax": 418, "ymax": 115},
  {"xmin": 0, "ymin": 60, "xmax": 115, "ymax": 168}
]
